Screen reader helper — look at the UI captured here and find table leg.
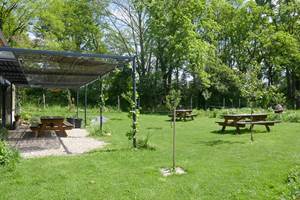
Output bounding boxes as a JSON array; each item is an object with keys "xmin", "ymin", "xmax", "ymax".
[
  {"xmin": 265, "ymin": 125, "xmax": 270, "ymax": 132},
  {"xmin": 250, "ymin": 124, "xmax": 254, "ymax": 131},
  {"xmin": 221, "ymin": 126, "xmax": 226, "ymax": 132},
  {"xmin": 236, "ymin": 126, "xmax": 240, "ymax": 134},
  {"xmin": 59, "ymin": 124, "xmax": 68, "ymax": 137}
]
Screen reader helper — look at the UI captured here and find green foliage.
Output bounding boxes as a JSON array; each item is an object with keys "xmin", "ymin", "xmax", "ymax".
[
  {"xmin": 0, "ymin": 141, "xmax": 20, "ymax": 169},
  {"xmin": 122, "ymin": 91, "xmax": 140, "ymax": 143},
  {"xmin": 89, "ymin": 126, "xmax": 112, "ymax": 137},
  {"xmin": 166, "ymin": 90, "xmax": 181, "ymax": 111},
  {"xmin": 0, "ymin": 128, "xmax": 8, "ymax": 141},
  {"xmin": 33, "ymin": 0, "xmax": 107, "ymax": 52},
  {"xmin": 6, "ymin": 0, "xmax": 300, "ymax": 110},
  {"xmin": 268, "ymin": 111, "xmax": 300, "ymax": 123},
  {"xmin": 1, "ymin": 108, "xmax": 300, "ymax": 199},
  {"xmin": 281, "ymin": 166, "xmax": 300, "ymax": 200},
  {"xmin": 136, "ymin": 133, "xmax": 155, "ymax": 150}
]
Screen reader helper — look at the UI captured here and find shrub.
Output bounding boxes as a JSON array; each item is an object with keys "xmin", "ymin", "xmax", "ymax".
[
  {"xmin": 136, "ymin": 133, "xmax": 155, "ymax": 150},
  {"xmin": 281, "ymin": 166, "xmax": 300, "ymax": 200},
  {"xmin": 268, "ymin": 111, "xmax": 300, "ymax": 123},
  {"xmin": 30, "ymin": 116, "xmax": 41, "ymax": 125},
  {"xmin": 89, "ymin": 126, "xmax": 112, "ymax": 137},
  {"xmin": 0, "ymin": 128, "xmax": 8, "ymax": 141},
  {"xmin": 0, "ymin": 140, "xmax": 20, "ymax": 168},
  {"xmin": 285, "ymin": 113, "xmax": 300, "ymax": 123},
  {"xmin": 208, "ymin": 110, "xmax": 218, "ymax": 118}
]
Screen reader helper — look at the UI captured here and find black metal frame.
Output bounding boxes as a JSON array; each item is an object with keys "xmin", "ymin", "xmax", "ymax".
[
  {"xmin": 1, "ymin": 84, "xmax": 8, "ymax": 128},
  {"xmin": 0, "ymin": 47, "xmax": 138, "ymax": 147},
  {"xmin": 0, "ymin": 47, "xmax": 132, "ymax": 61}
]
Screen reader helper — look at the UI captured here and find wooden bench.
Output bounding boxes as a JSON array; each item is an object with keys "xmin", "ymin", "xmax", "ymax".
[
  {"xmin": 185, "ymin": 113, "xmax": 197, "ymax": 120},
  {"xmin": 236, "ymin": 120, "xmax": 280, "ymax": 132},
  {"xmin": 63, "ymin": 121, "xmax": 74, "ymax": 130},
  {"xmin": 216, "ymin": 121, "xmax": 246, "ymax": 133}
]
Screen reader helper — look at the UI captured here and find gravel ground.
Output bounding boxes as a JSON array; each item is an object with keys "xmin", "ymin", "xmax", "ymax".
[{"xmin": 8, "ymin": 127, "xmax": 107, "ymax": 158}]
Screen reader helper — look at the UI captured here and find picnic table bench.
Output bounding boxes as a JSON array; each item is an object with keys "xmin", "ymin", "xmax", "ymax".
[
  {"xmin": 168, "ymin": 109, "xmax": 197, "ymax": 121},
  {"xmin": 30, "ymin": 116, "xmax": 74, "ymax": 137},
  {"xmin": 216, "ymin": 113, "xmax": 279, "ymax": 134}
]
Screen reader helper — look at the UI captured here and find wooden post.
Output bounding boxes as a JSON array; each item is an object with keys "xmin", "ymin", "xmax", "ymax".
[
  {"xmin": 223, "ymin": 98, "xmax": 225, "ymax": 108},
  {"xmin": 43, "ymin": 92, "xmax": 46, "ymax": 109},
  {"xmin": 84, "ymin": 85, "xmax": 87, "ymax": 127},
  {"xmin": 190, "ymin": 97, "xmax": 193, "ymax": 110},
  {"xmin": 172, "ymin": 108, "xmax": 176, "ymax": 171},
  {"xmin": 250, "ymin": 104, "xmax": 254, "ymax": 142},
  {"xmin": 238, "ymin": 98, "xmax": 241, "ymax": 109}
]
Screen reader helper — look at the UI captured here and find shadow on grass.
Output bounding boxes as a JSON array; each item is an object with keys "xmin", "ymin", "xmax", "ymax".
[
  {"xmin": 146, "ymin": 127, "xmax": 163, "ymax": 130},
  {"xmin": 198, "ymin": 139, "xmax": 245, "ymax": 146},
  {"xmin": 210, "ymin": 128, "xmax": 265, "ymax": 135},
  {"xmin": 110, "ymin": 118, "xmax": 123, "ymax": 121},
  {"xmin": 140, "ymin": 112, "xmax": 169, "ymax": 116},
  {"xmin": 88, "ymin": 146, "xmax": 157, "ymax": 154},
  {"xmin": 164, "ymin": 119, "xmax": 195, "ymax": 123},
  {"xmin": 88, "ymin": 147, "xmax": 130, "ymax": 154}
]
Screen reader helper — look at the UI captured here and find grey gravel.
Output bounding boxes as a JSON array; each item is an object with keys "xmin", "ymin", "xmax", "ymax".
[{"xmin": 8, "ymin": 127, "xmax": 107, "ymax": 158}]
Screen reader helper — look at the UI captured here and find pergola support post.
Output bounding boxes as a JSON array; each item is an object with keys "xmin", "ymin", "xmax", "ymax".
[
  {"xmin": 76, "ymin": 89, "xmax": 79, "ymax": 118},
  {"xmin": 1, "ymin": 85, "xmax": 8, "ymax": 128},
  {"xmin": 84, "ymin": 86, "xmax": 87, "ymax": 127},
  {"xmin": 132, "ymin": 56, "xmax": 137, "ymax": 148},
  {"xmin": 10, "ymin": 84, "xmax": 13, "ymax": 129}
]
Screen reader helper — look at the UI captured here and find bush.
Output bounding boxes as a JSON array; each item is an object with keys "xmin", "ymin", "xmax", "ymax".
[
  {"xmin": 30, "ymin": 116, "xmax": 41, "ymax": 125},
  {"xmin": 208, "ymin": 110, "xmax": 218, "ymax": 118},
  {"xmin": 281, "ymin": 166, "xmax": 300, "ymax": 200},
  {"xmin": 0, "ymin": 128, "xmax": 8, "ymax": 141},
  {"xmin": 268, "ymin": 111, "xmax": 300, "ymax": 123},
  {"xmin": 137, "ymin": 133, "xmax": 155, "ymax": 150},
  {"xmin": 89, "ymin": 125, "xmax": 112, "ymax": 137},
  {"xmin": 285, "ymin": 113, "xmax": 300, "ymax": 123},
  {"xmin": 0, "ymin": 140, "xmax": 20, "ymax": 168}
]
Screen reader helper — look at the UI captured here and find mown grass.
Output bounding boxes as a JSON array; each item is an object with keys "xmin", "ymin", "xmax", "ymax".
[{"xmin": 0, "ymin": 105, "xmax": 300, "ymax": 199}]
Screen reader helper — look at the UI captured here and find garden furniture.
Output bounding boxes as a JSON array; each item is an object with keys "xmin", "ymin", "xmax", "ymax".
[
  {"xmin": 216, "ymin": 113, "xmax": 279, "ymax": 134},
  {"xmin": 168, "ymin": 109, "xmax": 197, "ymax": 121},
  {"xmin": 30, "ymin": 116, "xmax": 74, "ymax": 137}
]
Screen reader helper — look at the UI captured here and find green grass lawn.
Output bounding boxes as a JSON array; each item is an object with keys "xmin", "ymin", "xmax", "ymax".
[{"xmin": 0, "ymin": 106, "xmax": 300, "ymax": 199}]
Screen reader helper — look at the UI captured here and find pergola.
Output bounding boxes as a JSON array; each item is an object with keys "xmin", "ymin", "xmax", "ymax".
[{"xmin": 0, "ymin": 46, "xmax": 137, "ymax": 143}]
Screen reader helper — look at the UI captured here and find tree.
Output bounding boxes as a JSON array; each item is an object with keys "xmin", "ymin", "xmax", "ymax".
[
  {"xmin": 0, "ymin": 0, "xmax": 38, "ymax": 46},
  {"xmin": 240, "ymin": 65, "xmax": 264, "ymax": 141},
  {"xmin": 166, "ymin": 89, "xmax": 181, "ymax": 171},
  {"xmin": 32, "ymin": 0, "xmax": 107, "ymax": 52}
]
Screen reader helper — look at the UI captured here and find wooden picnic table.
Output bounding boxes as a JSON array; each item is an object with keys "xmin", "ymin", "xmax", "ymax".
[
  {"xmin": 217, "ymin": 113, "xmax": 278, "ymax": 134},
  {"xmin": 169, "ymin": 109, "xmax": 197, "ymax": 121},
  {"xmin": 31, "ymin": 116, "xmax": 74, "ymax": 137}
]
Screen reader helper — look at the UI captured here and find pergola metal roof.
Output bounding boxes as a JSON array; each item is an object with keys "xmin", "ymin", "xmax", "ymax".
[{"xmin": 0, "ymin": 47, "xmax": 132, "ymax": 88}]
